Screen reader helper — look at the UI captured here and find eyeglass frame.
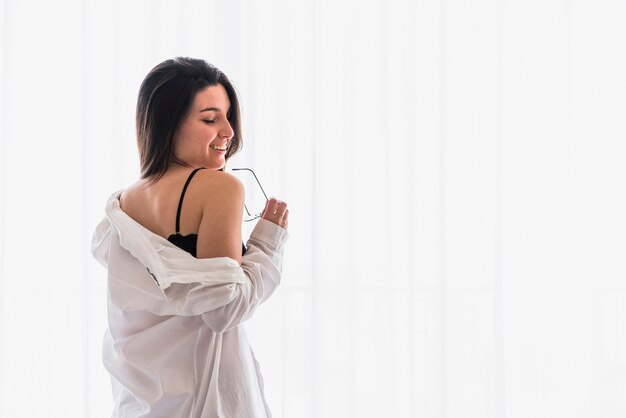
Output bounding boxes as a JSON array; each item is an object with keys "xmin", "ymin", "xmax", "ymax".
[{"xmin": 231, "ymin": 167, "xmax": 269, "ymax": 222}]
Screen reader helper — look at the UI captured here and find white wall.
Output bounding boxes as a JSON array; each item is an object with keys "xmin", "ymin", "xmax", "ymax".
[{"xmin": 0, "ymin": 0, "xmax": 625, "ymax": 417}]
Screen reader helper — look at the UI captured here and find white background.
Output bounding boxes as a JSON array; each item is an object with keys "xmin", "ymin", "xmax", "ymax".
[{"xmin": 1, "ymin": 0, "xmax": 625, "ymax": 417}]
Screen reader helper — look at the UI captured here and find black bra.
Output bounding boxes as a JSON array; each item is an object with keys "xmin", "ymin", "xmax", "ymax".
[{"xmin": 167, "ymin": 168, "xmax": 246, "ymax": 258}]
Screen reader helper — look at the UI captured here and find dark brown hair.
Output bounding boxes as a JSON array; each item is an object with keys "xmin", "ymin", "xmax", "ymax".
[{"xmin": 136, "ymin": 57, "xmax": 242, "ymax": 181}]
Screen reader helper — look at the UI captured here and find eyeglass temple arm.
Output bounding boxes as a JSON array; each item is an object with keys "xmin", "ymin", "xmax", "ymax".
[{"xmin": 231, "ymin": 168, "xmax": 269, "ymax": 200}]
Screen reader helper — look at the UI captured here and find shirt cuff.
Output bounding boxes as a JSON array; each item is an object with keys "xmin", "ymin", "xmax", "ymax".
[{"xmin": 250, "ymin": 218, "xmax": 289, "ymax": 251}]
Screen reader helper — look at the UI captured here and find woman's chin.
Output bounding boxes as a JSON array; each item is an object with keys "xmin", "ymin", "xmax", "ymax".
[{"xmin": 204, "ymin": 158, "xmax": 226, "ymax": 170}]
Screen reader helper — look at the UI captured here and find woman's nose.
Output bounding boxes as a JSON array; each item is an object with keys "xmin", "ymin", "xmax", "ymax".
[{"xmin": 221, "ymin": 120, "xmax": 234, "ymax": 139}]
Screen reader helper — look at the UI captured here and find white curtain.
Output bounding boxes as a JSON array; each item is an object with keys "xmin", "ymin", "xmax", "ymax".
[{"xmin": 1, "ymin": 0, "xmax": 625, "ymax": 417}]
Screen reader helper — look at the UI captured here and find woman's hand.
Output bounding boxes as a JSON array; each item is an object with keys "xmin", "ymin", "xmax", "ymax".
[{"xmin": 261, "ymin": 198, "xmax": 289, "ymax": 231}]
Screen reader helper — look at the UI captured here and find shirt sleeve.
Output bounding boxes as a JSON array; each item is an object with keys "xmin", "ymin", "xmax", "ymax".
[
  {"xmin": 91, "ymin": 217, "xmax": 113, "ymax": 268},
  {"xmin": 200, "ymin": 218, "xmax": 289, "ymax": 332},
  {"xmin": 100, "ymin": 215, "xmax": 289, "ymax": 333}
]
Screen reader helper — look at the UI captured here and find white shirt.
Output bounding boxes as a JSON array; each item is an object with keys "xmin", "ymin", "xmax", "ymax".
[{"xmin": 91, "ymin": 190, "xmax": 288, "ymax": 418}]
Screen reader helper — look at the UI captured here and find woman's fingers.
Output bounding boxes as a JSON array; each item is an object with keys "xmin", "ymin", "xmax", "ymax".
[
  {"xmin": 261, "ymin": 198, "xmax": 289, "ymax": 230},
  {"xmin": 282, "ymin": 208, "xmax": 289, "ymax": 230}
]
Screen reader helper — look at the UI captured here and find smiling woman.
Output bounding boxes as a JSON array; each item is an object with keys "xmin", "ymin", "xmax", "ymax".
[
  {"xmin": 1, "ymin": 0, "xmax": 625, "ymax": 415},
  {"xmin": 135, "ymin": 57, "xmax": 243, "ymax": 180},
  {"xmin": 90, "ymin": 57, "xmax": 290, "ymax": 417},
  {"xmin": 172, "ymin": 84, "xmax": 235, "ymax": 170}
]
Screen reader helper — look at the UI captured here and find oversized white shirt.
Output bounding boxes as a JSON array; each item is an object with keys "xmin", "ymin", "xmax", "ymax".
[{"xmin": 91, "ymin": 190, "xmax": 288, "ymax": 418}]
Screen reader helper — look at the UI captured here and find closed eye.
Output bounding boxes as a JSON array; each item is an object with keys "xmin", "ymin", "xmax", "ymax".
[{"xmin": 203, "ymin": 119, "xmax": 216, "ymax": 125}]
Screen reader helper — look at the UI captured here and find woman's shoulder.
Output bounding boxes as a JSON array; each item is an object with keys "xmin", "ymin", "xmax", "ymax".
[
  {"xmin": 189, "ymin": 169, "xmax": 246, "ymax": 260},
  {"xmin": 122, "ymin": 169, "xmax": 242, "ymax": 201},
  {"xmin": 188, "ymin": 170, "xmax": 244, "ymax": 219},
  {"xmin": 192, "ymin": 168, "xmax": 242, "ymax": 187},
  {"xmin": 118, "ymin": 168, "xmax": 243, "ymax": 239}
]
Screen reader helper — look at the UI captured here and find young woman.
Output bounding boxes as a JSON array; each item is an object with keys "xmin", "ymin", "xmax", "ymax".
[{"xmin": 91, "ymin": 57, "xmax": 289, "ymax": 417}]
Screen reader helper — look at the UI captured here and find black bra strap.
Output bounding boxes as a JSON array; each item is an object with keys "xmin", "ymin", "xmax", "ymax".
[{"xmin": 175, "ymin": 167, "xmax": 205, "ymax": 233}]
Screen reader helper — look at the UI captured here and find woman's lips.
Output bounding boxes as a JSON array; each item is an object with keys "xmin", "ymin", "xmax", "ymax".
[{"xmin": 209, "ymin": 144, "xmax": 228, "ymax": 152}]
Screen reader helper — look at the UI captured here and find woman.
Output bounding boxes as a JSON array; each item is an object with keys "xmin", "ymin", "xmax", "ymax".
[{"xmin": 91, "ymin": 57, "xmax": 289, "ymax": 418}]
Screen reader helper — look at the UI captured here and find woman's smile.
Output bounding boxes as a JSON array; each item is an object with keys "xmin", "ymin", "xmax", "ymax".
[
  {"xmin": 209, "ymin": 143, "xmax": 228, "ymax": 151},
  {"xmin": 172, "ymin": 84, "xmax": 235, "ymax": 169}
]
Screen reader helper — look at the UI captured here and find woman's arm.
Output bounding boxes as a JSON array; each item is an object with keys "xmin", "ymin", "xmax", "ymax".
[
  {"xmin": 200, "ymin": 218, "xmax": 288, "ymax": 332},
  {"xmin": 195, "ymin": 172, "xmax": 245, "ymax": 262}
]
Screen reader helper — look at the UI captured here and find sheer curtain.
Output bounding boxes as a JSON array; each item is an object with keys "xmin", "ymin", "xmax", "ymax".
[{"xmin": 0, "ymin": 0, "xmax": 624, "ymax": 417}]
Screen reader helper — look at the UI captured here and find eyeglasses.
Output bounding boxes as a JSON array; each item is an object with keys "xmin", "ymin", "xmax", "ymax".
[{"xmin": 231, "ymin": 168, "xmax": 269, "ymax": 222}]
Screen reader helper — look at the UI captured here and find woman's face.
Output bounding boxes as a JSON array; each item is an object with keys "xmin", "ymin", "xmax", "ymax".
[{"xmin": 172, "ymin": 84, "xmax": 234, "ymax": 170}]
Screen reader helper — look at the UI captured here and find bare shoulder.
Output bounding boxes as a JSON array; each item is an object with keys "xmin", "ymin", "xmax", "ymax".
[
  {"xmin": 193, "ymin": 170, "xmax": 244, "ymax": 207},
  {"xmin": 194, "ymin": 170, "xmax": 245, "ymax": 260},
  {"xmin": 118, "ymin": 179, "xmax": 152, "ymax": 214}
]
